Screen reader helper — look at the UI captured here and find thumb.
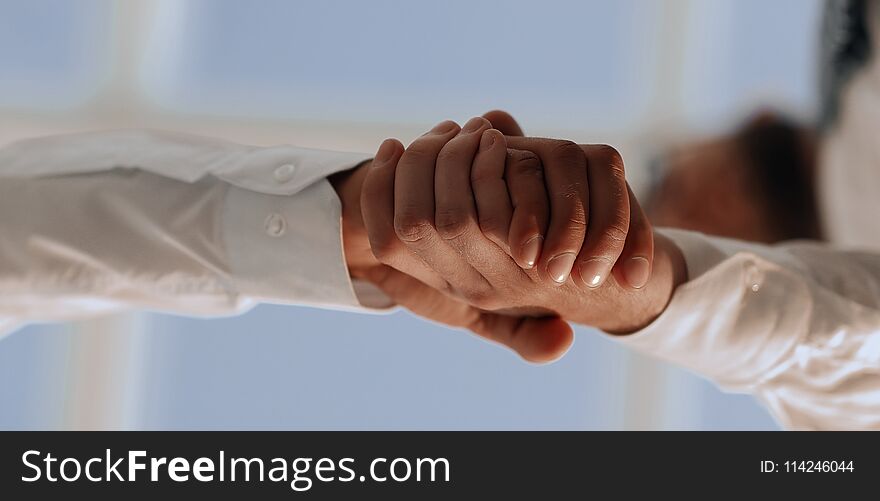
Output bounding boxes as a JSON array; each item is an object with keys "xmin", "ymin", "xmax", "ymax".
[
  {"xmin": 482, "ymin": 109, "xmax": 525, "ymax": 137},
  {"xmin": 470, "ymin": 311, "xmax": 574, "ymax": 364},
  {"xmin": 363, "ymin": 265, "xmax": 573, "ymax": 363}
]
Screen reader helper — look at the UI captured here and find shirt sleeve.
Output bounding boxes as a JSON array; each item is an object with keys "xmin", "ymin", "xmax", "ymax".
[
  {"xmin": 0, "ymin": 129, "xmax": 392, "ymax": 335},
  {"xmin": 611, "ymin": 228, "xmax": 880, "ymax": 430}
]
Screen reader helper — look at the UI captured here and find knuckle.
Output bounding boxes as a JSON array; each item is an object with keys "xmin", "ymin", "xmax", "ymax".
[
  {"xmin": 610, "ymin": 181, "xmax": 628, "ymax": 207},
  {"xmin": 559, "ymin": 201, "xmax": 587, "ymax": 230},
  {"xmin": 547, "ymin": 200, "xmax": 585, "ymax": 229},
  {"xmin": 507, "ymin": 151, "xmax": 543, "ymax": 179},
  {"xmin": 520, "ymin": 201, "xmax": 550, "ymax": 223},
  {"xmin": 603, "ymin": 221, "xmax": 630, "ymax": 244},
  {"xmin": 394, "ymin": 213, "xmax": 436, "ymax": 243},
  {"xmin": 471, "ymin": 166, "xmax": 500, "ymax": 184},
  {"xmin": 566, "ymin": 206, "xmax": 588, "ymax": 228},
  {"xmin": 550, "ymin": 203, "xmax": 587, "ymax": 233},
  {"xmin": 434, "ymin": 208, "xmax": 473, "ymax": 240},
  {"xmin": 548, "ymin": 140, "xmax": 584, "ymax": 164},
  {"xmin": 368, "ymin": 236, "xmax": 399, "ymax": 263},
  {"xmin": 555, "ymin": 181, "xmax": 585, "ymax": 201},
  {"xmin": 402, "ymin": 142, "xmax": 438, "ymax": 164},
  {"xmin": 436, "ymin": 144, "xmax": 463, "ymax": 165},
  {"xmin": 593, "ymin": 144, "xmax": 625, "ymax": 175}
]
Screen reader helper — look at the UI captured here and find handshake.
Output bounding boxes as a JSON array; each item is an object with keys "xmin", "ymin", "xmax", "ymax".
[{"xmin": 332, "ymin": 111, "xmax": 687, "ymax": 363}]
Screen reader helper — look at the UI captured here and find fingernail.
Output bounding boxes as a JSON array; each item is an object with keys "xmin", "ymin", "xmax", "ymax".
[
  {"xmin": 462, "ymin": 117, "xmax": 486, "ymax": 133},
  {"xmin": 547, "ymin": 253, "xmax": 577, "ymax": 284},
  {"xmin": 375, "ymin": 139, "xmax": 396, "ymax": 163},
  {"xmin": 519, "ymin": 236, "xmax": 543, "ymax": 269},
  {"xmin": 622, "ymin": 256, "xmax": 650, "ymax": 289},
  {"xmin": 480, "ymin": 130, "xmax": 496, "ymax": 151},
  {"xmin": 578, "ymin": 258, "xmax": 610, "ymax": 288},
  {"xmin": 429, "ymin": 120, "xmax": 458, "ymax": 135}
]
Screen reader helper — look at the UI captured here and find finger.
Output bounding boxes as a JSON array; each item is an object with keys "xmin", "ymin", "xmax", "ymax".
[
  {"xmin": 471, "ymin": 129, "xmax": 513, "ymax": 253},
  {"xmin": 394, "ymin": 120, "xmax": 459, "ymax": 242},
  {"xmin": 482, "ymin": 109, "xmax": 525, "ymax": 137},
  {"xmin": 361, "ymin": 138, "xmax": 448, "ymax": 290},
  {"xmin": 434, "ymin": 117, "xmax": 492, "ymax": 246},
  {"xmin": 573, "ymin": 144, "xmax": 630, "ymax": 289},
  {"xmin": 507, "ymin": 138, "xmax": 588, "ymax": 285},
  {"xmin": 361, "ymin": 138, "xmax": 405, "ymax": 261},
  {"xmin": 505, "ymin": 149, "xmax": 550, "ymax": 270},
  {"xmin": 435, "ymin": 117, "xmax": 525, "ymax": 291},
  {"xmin": 394, "ymin": 120, "xmax": 492, "ymax": 296},
  {"xmin": 437, "ymin": 119, "xmax": 525, "ymax": 284},
  {"xmin": 610, "ymin": 184, "xmax": 654, "ymax": 289}
]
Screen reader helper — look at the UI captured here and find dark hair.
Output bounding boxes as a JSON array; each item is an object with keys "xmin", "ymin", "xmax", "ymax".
[{"xmin": 736, "ymin": 114, "xmax": 821, "ymax": 241}]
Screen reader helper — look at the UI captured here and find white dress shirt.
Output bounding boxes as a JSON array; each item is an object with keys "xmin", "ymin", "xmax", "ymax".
[
  {"xmin": 0, "ymin": 129, "xmax": 377, "ymax": 335},
  {"xmin": 617, "ymin": 7, "xmax": 880, "ymax": 430}
]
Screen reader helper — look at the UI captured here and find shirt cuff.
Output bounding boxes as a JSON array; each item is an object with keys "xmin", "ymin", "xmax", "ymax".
[
  {"xmin": 607, "ymin": 228, "xmax": 802, "ymax": 390},
  {"xmin": 222, "ymin": 177, "xmax": 393, "ymax": 312}
]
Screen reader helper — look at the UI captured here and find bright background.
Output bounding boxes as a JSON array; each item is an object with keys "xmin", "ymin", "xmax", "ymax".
[{"xmin": 0, "ymin": 0, "xmax": 823, "ymax": 429}]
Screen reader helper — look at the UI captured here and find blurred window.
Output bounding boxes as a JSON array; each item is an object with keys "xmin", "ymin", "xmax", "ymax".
[
  {"xmin": 0, "ymin": 0, "xmax": 112, "ymax": 109},
  {"xmin": 680, "ymin": 0, "xmax": 822, "ymax": 127},
  {"xmin": 142, "ymin": 0, "xmax": 662, "ymax": 131}
]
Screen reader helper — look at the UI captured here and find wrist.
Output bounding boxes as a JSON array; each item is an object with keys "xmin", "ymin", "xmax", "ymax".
[
  {"xmin": 635, "ymin": 232, "xmax": 687, "ymax": 330},
  {"xmin": 329, "ymin": 159, "xmax": 377, "ymax": 274},
  {"xmin": 571, "ymin": 231, "xmax": 687, "ymax": 334}
]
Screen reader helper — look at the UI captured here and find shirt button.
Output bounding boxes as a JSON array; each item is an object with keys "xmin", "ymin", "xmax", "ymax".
[
  {"xmin": 274, "ymin": 163, "xmax": 297, "ymax": 183},
  {"xmin": 264, "ymin": 213, "xmax": 287, "ymax": 237},
  {"xmin": 744, "ymin": 261, "xmax": 762, "ymax": 293}
]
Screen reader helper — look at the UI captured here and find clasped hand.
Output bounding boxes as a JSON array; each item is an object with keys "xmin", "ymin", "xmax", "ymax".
[{"xmin": 344, "ymin": 111, "xmax": 684, "ymax": 362}]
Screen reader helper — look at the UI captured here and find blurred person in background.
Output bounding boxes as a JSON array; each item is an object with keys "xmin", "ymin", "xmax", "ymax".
[{"xmin": 645, "ymin": 111, "xmax": 822, "ymax": 244}]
